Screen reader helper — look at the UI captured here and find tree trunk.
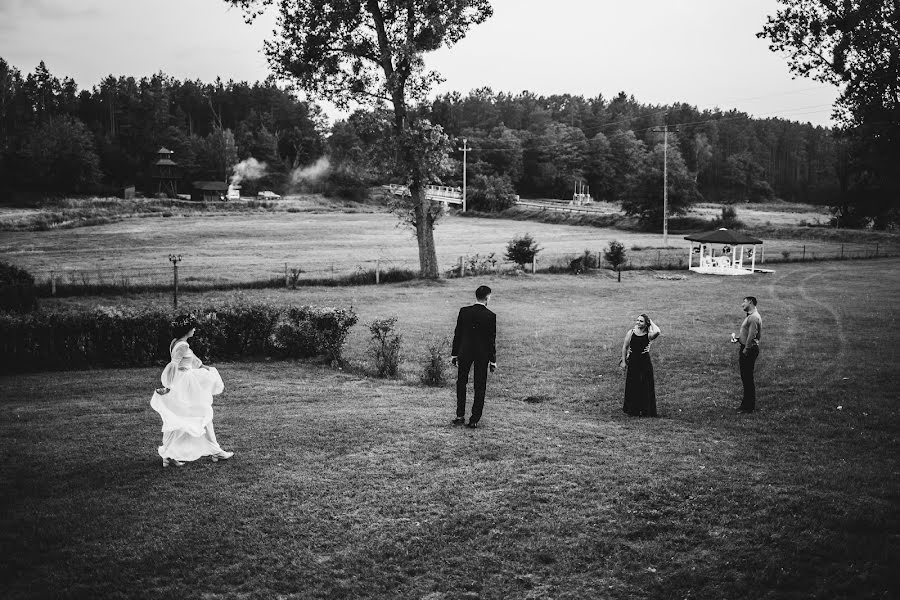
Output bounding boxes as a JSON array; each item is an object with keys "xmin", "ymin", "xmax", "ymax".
[{"xmin": 409, "ymin": 178, "xmax": 440, "ymax": 278}]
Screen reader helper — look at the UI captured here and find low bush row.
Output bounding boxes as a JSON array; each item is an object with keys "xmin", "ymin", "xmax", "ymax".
[
  {"xmin": 0, "ymin": 262, "xmax": 37, "ymax": 312},
  {"xmin": 0, "ymin": 304, "xmax": 357, "ymax": 374}
]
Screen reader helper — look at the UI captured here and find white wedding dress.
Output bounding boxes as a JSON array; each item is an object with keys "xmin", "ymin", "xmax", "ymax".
[{"xmin": 150, "ymin": 339, "xmax": 230, "ymax": 463}]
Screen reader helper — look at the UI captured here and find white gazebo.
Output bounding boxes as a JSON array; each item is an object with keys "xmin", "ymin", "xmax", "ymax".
[{"xmin": 685, "ymin": 228, "xmax": 772, "ymax": 275}]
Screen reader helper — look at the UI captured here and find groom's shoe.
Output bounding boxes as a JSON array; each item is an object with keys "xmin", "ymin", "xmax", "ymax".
[
  {"xmin": 452, "ymin": 417, "xmax": 465, "ymax": 425},
  {"xmin": 466, "ymin": 421, "xmax": 478, "ymax": 429}
]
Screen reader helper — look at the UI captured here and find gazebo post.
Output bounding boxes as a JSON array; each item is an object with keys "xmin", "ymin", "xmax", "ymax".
[
  {"xmin": 738, "ymin": 244, "xmax": 744, "ymax": 270},
  {"xmin": 731, "ymin": 245, "xmax": 738, "ymax": 271},
  {"xmin": 751, "ymin": 245, "xmax": 757, "ymax": 272}
]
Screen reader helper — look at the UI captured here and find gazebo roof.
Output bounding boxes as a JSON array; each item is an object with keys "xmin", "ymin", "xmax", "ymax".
[{"xmin": 684, "ymin": 228, "xmax": 763, "ymax": 245}]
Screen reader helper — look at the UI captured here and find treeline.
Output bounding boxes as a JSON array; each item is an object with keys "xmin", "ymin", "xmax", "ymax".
[
  {"xmin": 0, "ymin": 59, "xmax": 324, "ymax": 197},
  {"xmin": 430, "ymin": 89, "xmax": 841, "ymax": 207},
  {"xmin": 0, "ymin": 59, "xmax": 843, "ymax": 221}
]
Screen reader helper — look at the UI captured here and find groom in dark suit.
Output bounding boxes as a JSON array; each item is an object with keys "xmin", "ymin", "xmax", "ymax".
[{"xmin": 451, "ymin": 285, "xmax": 497, "ymax": 429}]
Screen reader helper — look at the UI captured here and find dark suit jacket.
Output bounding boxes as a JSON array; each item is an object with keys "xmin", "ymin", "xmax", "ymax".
[{"xmin": 451, "ymin": 303, "xmax": 497, "ymax": 363}]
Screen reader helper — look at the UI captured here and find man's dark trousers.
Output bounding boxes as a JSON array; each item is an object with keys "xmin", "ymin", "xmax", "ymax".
[
  {"xmin": 457, "ymin": 356, "xmax": 488, "ymax": 423},
  {"xmin": 738, "ymin": 344, "xmax": 759, "ymax": 410}
]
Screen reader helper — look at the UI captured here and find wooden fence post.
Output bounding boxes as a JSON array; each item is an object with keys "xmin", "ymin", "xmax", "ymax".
[
  {"xmin": 459, "ymin": 256, "xmax": 465, "ymax": 277},
  {"xmin": 532, "ymin": 256, "xmax": 536, "ymax": 275},
  {"xmin": 284, "ymin": 262, "xmax": 288, "ymax": 287},
  {"xmin": 376, "ymin": 259, "xmax": 380, "ymax": 284},
  {"xmin": 802, "ymin": 245, "xmax": 806, "ymax": 261},
  {"xmin": 50, "ymin": 271, "xmax": 56, "ymax": 296}
]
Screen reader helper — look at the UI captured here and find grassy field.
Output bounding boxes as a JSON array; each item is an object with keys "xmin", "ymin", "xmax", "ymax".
[
  {"xmin": 2, "ymin": 259, "xmax": 898, "ymax": 598},
  {"xmin": 2, "ymin": 207, "xmax": 896, "ymax": 289}
]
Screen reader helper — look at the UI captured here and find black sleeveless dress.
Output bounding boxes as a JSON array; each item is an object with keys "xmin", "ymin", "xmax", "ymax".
[{"xmin": 623, "ymin": 332, "xmax": 657, "ymax": 417}]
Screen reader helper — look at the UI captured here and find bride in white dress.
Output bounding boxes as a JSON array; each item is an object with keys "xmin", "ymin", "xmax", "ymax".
[{"xmin": 150, "ymin": 315, "xmax": 234, "ymax": 467}]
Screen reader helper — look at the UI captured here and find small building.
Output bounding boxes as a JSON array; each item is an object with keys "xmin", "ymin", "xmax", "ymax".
[
  {"xmin": 191, "ymin": 181, "xmax": 229, "ymax": 202},
  {"xmin": 685, "ymin": 228, "xmax": 773, "ymax": 275}
]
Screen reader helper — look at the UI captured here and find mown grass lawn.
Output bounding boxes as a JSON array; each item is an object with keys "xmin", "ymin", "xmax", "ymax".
[{"xmin": 2, "ymin": 260, "xmax": 898, "ymax": 599}]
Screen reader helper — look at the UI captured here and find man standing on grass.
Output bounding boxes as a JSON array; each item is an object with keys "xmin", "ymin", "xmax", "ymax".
[
  {"xmin": 451, "ymin": 285, "xmax": 497, "ymax": 429},
  {"xmin": 731, "ymin": 296, "xmax": 762, "ymax": 413}
]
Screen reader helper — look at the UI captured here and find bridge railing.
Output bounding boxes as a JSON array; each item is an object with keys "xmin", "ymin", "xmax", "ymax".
[{"xmin": 385, "ymin": 184, "xmax": 463, "ymax": 205}]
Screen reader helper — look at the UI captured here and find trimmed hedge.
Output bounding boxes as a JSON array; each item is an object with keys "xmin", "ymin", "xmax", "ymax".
[
  {"xmin": 0, "ymin": 304, "xmax": 358, "ymax": 374},
  {"xmin": 0, "ymin": 261, "xmax": 37, "ymax": 312}
]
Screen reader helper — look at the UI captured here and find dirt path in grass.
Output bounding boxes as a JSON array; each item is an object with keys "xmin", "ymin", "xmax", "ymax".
[{"xmin": 766, "ymin": 263, "xmax": 850, "ymax": 393}]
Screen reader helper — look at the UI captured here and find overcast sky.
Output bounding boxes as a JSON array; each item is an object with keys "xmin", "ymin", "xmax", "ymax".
[{"xmin": 0, "ymin": 0, "xmax": 839, "ymax": 126}]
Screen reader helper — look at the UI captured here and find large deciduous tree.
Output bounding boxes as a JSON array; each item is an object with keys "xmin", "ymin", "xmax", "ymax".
[
  {"xmin": 759, "ymin": 0, "xmax": 900, "ymax": 227},
  {"xmin": 621, "ymin": 138, "xmax": 698, "ymax": 226},
  {"xmin": 226, "ymin": 0, "xmax": 493, "ymax": 277}
]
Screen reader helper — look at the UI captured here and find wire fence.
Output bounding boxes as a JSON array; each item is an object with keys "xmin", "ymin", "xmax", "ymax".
[
  {"xmin": 527, "ymin": 241, "xmax": 890, "ymax": 272},
  {"xmin": 29, "ymin": 240, "xmax": 893, "ymax": 297},
  {"xmin": 37, "ymin": 258, "xmax": 423, "ymax": 296}
]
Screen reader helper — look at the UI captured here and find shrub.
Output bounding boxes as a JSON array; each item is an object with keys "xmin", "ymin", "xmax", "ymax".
[
  {"xmin": 569, "ymin": 249, "xmax": 597, "ymax": 274},
  {"xmin": 0, "ymin": 262, "xmax": 37, "ymax": 312},
  {"xmin": 505, "ymin": 233, "xmax": 541, "ymax": 268},
  {"xmin": 604, "ymin": 240, "xmax": 626, "ymax": 270},
  {"xmin": 323, "ymin": 166, "xmax": 371, "ymax": 202},
  {"xmin": 467, "ymin": 174, "xmax": 518, "ymax": 212},
  {"xmin": 446, "ymin": 254, "xmax": 500, "ymax": 278},
  {"xmin": 0, "ymin": 303, "xmax": 357, "ymax": 374},
  {"xmin": 195, "ymin": 305, "xmax": 281, "ymax": 361},
  {"xmin": 421, "ymin": 337, "xmax": 449, "ymax": 387},
  {"xmin": 604, "ymin": 240, "xmax": 627, "ymax": 282},
  {"xmin": 287, "ymin": 267, "xmax": 304, "ymax": 288},
  {"xmin": 466, "ymin": 253, "xmax": 498, "ymax": 275},
  {"xmin": 368, "ymin": 317, "xmax": 402, "ymax": 378},
  {"xmin": 711, "ymin": 205, "xmax": 745, "ymax": 229},
  {"xmin": 273, "ymin": 306, "xmax": 358, "ymax": 365}
]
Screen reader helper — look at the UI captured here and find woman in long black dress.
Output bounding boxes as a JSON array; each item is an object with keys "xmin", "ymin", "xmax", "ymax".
[{"xmin": 619, "ymin": 314, "xmax": 661, "ymax": 417}]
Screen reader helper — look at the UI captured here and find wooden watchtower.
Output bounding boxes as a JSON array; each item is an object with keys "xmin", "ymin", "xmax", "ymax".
[{"xmin": 153, "ymin": 147, "xmax": 179, "ymax": 198}]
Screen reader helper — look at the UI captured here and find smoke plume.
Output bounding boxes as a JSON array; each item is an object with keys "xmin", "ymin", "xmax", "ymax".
[
  {"xmin": 230, "ymin": 157, "xmax": 267, "ymax": 186},
  {"xmin": 290, "ymin": 157, "xmax": 331, "ymax": 185}
]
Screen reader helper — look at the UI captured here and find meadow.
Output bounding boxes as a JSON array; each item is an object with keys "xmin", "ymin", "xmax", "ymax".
[
  {"xmin": 1, "ymin": 198, "xmax": 895, "ymax": 290},
  {"xmin": 1, "ymin": 257, "xmax": 898, "ymax": 599}
]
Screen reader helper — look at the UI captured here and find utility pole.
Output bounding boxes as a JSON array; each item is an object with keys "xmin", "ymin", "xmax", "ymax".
[
  {"xmin": 458, "ymin": 137, "xmax": 469, "ymax": 212},
  {"xmin": 650, "ymin": 124, "xmax": 677, "ymax": 246},
  {"xmin": 663, "ymin": 126, "xmax": 668, "ymax": 246}
]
